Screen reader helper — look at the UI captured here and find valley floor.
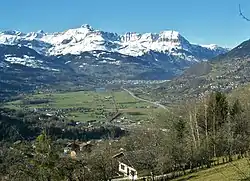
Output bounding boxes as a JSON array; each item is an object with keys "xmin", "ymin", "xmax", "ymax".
[{"xmin": 3, "ymin": 89, "xmax": 165, "ymax": 127}]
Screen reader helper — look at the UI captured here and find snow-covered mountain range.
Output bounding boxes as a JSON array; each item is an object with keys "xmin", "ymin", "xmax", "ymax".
[
  {"xmin": 0, "ymin": 24, "xmax": 227, "ymax": 58},
  {"xmin": 0, "ymin": 24, "xmax": 229, "ymax": 82}
]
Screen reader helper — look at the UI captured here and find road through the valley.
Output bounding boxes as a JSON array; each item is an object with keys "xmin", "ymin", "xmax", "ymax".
[{"xmin": 121, "ymin": 87, "xmax": 167, "ymax": 110}]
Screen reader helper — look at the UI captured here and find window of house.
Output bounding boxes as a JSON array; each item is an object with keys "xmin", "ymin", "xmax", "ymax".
[
  {"xmin": 131, "ymin": 170, "xmax": 135, "ymax": 176},
  {"xmin": 121, "ymin": 164, "xmax": 125, "ymax": 170}
]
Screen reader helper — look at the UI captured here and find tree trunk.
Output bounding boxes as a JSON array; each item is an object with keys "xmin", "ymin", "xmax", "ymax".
[
  {"xmin": 204, "ymin": 103, "xmax": 209, "ymax": 153},
  {"xmin": 194, "ymin": 106, "xmax": 200, "ymax": 148},
  {"xmin": 227, "ymin": 116, "xmax": 233, "ymax": 162},
  {"xmin": 189, "ymin": 111, "xmax": 197, "ymax": 150},
  {"xmin": 213, "ymin": 107, "xmax": 216, "ymax": 158}
]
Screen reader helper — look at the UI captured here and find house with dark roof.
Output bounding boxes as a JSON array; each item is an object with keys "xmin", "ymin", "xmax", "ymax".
[
  {"xmin": 64, "ymin": 141, "xmax": 94, "ymax": 157},
  {"xmin": 79, "ymin": 141, "xmax": 93, "ymax": 153},
  {"xmin": 113, "ymin": 150, "xmax": 155, "ymax": 180},
  {"xmin": 119, "ymin": 161, "xmax": 138, "ymax": 180},
  {"xmin": 113, "ymin": 152, "xmax": 138, "ymax": 180}
]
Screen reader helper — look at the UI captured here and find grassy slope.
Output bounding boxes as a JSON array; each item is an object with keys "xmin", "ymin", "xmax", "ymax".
[{"xmin": 173, "ymin": 158, "xmax": 250, "ymax": 181}]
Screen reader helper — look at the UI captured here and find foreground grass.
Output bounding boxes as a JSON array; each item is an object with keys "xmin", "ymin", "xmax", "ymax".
[{"xmin": 173, "ymin": 158, "xmax": 250, "ymax": 181}]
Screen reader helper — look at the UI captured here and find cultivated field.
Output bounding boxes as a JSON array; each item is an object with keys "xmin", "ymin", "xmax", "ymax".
[{"xmin": 4, "ymin": 90, "xmax": 160, "ymax": 122}]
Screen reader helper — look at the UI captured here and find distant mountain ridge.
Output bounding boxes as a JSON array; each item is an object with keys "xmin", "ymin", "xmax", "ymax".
[
  {"xmin": 0, "ymin": 24, "xmax": 229, "ymax": 81},
  {"xmin": 0, "ymin": 24, "xmax": 227, "ymax": 58}
]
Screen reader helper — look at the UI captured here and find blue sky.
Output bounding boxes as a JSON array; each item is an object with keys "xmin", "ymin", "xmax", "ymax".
[{"xmin": 1, "ymin": 0, "xmax": 250, "ymax": 48}]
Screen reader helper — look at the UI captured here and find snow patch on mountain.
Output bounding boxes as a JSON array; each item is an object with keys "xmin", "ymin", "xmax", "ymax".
[
  {"xmin": 3, "ymin": 54, "xmax": 58, "ymax": 71},
  {"xmin": 0, "ymin": 61, "xmax": 8, "ymax": 68}
]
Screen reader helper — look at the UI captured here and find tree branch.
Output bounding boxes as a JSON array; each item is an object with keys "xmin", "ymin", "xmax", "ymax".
[{"xmin": 239, "ymin": 4, "xmax": 250, "ymax": 21}]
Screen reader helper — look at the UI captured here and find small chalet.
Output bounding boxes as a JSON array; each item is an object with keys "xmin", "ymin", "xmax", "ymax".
[
  {"xmin": 113, "ymin": 149, "xmax": 156, "ymax": 180},
  {"xmin": 79, "ymin": 141, "xmax": 93, "ymax": 153},
  {"xmin": 64, "ymin": 141, "xmax": 94, "ymax": 157},
  {"xmin": 113, "ymin": 152, "xmax": 138, "ymax": 180}
]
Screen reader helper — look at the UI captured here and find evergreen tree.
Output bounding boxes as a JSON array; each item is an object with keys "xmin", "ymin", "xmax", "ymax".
[{"xmin": 215, "ymin": 92, "xmax": 228, "ymax": 128}]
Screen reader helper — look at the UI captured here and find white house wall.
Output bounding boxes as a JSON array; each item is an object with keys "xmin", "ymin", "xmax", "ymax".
[{"xmin": 118, "ymin": 161, "xmax": 138, "ymax": 180}]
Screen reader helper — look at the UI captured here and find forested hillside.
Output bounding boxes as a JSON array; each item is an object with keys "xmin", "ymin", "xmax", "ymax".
[{"xmin": 139, "ymin": 39, "xmax": 250, "ymax": 105}]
